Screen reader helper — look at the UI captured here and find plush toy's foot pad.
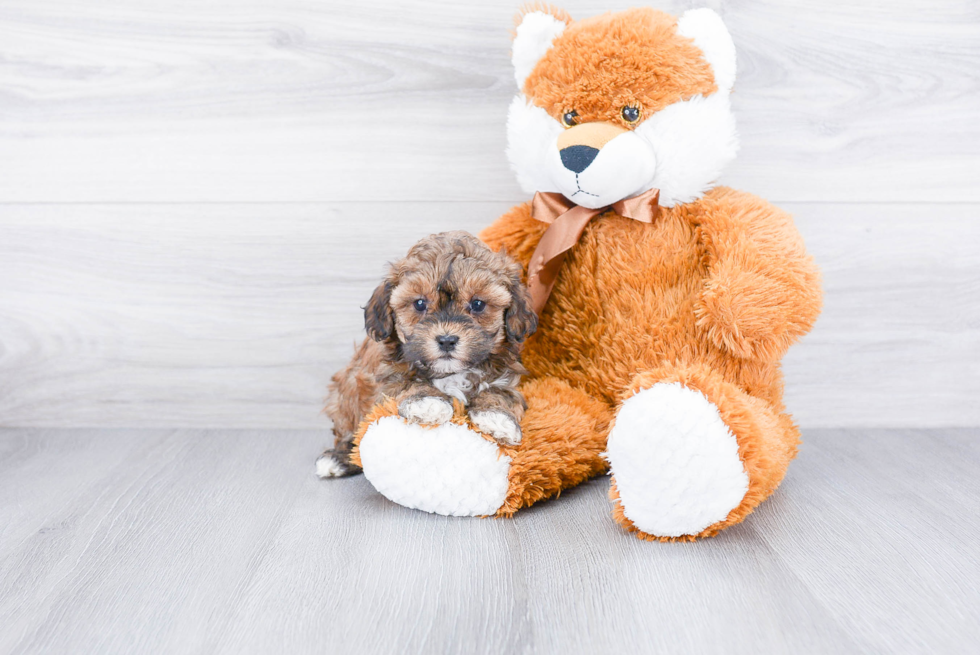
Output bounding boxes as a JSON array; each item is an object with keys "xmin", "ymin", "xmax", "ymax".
[
  {"xmin": 607, "ymin": 382, "xmax": 749, "ymax": 538},
  {"xmin": 358, "ymin": 416, "xmax": 512, "ymax": 516}
]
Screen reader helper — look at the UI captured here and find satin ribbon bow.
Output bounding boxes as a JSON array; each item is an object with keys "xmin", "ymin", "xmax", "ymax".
[{"xmin": 526, "ymin": 187, "xmax": 660, "ymax": 315}]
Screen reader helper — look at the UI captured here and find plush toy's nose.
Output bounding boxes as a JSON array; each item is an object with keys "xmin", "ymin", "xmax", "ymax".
[
  {"xmin": 560, "ymin": 145, "xmax": 599, "ymax": 173},
  {"xmin": 556, "ymin": 121, "xmax": 628, "ymax": 174}
]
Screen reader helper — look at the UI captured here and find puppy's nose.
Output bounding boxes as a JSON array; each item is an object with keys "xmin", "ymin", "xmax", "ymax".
[
  {"xmin": 560, "ymin": 145, "xmax": 600, "ymax": 173},
  {"xmin": 436, "ymin": 334, "xmax": 459, "ymax": 352}
]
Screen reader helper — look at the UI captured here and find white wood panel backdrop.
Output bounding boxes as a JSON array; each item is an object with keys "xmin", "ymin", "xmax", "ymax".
[{"xmin": 0, "ymin": 0, "xmax": 978, "ymax": 428}]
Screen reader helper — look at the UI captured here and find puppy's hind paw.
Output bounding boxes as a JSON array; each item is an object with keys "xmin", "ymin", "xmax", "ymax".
[
  {"xmin": 398, "ymin": 397, "xmax": 454, "ymax": 425},
  {"xmin": 315, "ymin": 450, "xmax": 360, "ymax": 478},
  {"xmin": 470, "ymin": 410, "xmax": 522, "ymax": 446}
]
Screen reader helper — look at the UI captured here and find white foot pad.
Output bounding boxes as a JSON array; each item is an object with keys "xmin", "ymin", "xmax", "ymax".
[
  {"xmin": 359, "ymin": 416, "xmax": 512, "ymax": 516},
  {"xmin": 399, "ymin": 397, "xmax": 454, "ymax": 425},
  {"xmin": 315, "ymin": 453, "xmax": 347, "ymax": 478},
  {"xmin": 606, "ymin": 382, "xmax": 749, "ymax": 537},
  {"xmin": 470, "ymin": 410, "xmax": 522, "ymax": 445}
]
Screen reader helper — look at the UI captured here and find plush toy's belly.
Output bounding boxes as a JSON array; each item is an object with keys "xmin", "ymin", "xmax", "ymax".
[{"xmin": 522, "ymin": 210, "xmax": 715, "ymax": 403}]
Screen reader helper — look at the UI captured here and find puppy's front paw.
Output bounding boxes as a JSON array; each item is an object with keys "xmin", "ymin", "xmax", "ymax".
[
  {"xmin": 315, "ymin": 450, "xmax": 360, "ymax": 478},
  {"xmin": 398, "ymin": 396, "xmax": 454, "ymax": 425},
  {"xmin": 470, "ymin": 410, "xmax": 522, "ymax": 446}
]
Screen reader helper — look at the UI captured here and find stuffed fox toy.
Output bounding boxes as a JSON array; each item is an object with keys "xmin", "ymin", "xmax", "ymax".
[{"xmin": 348, "ymin": 5, "xmax": 822, "ymax": 540}]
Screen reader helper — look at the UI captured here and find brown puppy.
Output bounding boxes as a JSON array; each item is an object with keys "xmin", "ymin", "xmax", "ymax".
[{"xmin": 316, "ymin": 231, "xmax": 537, "ymax": 478}]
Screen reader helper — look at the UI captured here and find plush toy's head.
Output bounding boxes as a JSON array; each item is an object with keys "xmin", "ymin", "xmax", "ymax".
[{"xmin": 508, "ymin": 6, "xmax": 738, "ymax": 208}]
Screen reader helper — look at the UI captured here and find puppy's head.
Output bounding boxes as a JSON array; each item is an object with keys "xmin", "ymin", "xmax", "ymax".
[{"xmin": 364, "ymin": 231, "xmax": 536, "ymax": 375}]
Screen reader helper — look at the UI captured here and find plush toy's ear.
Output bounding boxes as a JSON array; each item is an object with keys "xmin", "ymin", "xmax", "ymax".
[
  {"xmin": 677, "ymin": 8, "xmax": 737, "ymax": 93},
  {"xmin": 363, "ymin": 279, "xmax": 395, "ymax": 343},
  {"xmin": 512, "ymin": 5, "xmax": 571, "ymax": 90}
]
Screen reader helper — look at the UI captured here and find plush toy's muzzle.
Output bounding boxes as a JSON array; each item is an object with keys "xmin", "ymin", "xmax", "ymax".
[
  {"xmin": 549, "ymin": 121, "xmax": 656, "ymax": 208},
  {"xmin": 557, "ymin": 122, "xmax": 625, "ymax": 170},
  {"xmin": 543, "ymin": 122, "xmax": 657, "ymax": 210}
]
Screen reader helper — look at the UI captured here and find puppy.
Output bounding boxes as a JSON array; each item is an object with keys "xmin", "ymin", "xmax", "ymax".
[{"xmin": 316, "ymin": 231, "xmax": 537, "ymax": 478}]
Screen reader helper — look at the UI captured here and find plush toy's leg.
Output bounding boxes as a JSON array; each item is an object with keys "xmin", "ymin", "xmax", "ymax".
[
  {"xmin": 349, "ymin": 376, "xmax": 611, "ymax": 518},
  {"xmin": 495, "ymin": 376, "xmax": 612, "ymax": 516},
  {"xmin": 606, "ymin": 364, "xmax": 800, "ymax": 541}
]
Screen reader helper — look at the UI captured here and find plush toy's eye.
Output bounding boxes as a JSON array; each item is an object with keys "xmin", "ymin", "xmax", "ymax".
[
  {"xmin": 621, "ymin": 105, "xmax": 641, "ymax": 124},
  {"xmin": 469, "ymin": 299, "xmax": 486, "ymax": 313},
  {"xmin": 561, "ymin": 110, "xmax": 579, "ymax": 128},
  {"xmin": 413, "ymin": 298, "xmax": 427, "ymax": 312}
]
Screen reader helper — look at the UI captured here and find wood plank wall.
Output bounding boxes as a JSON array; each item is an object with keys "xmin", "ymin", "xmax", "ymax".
[{"xmin": 1, "ymin": 0, "xmax": 978, "ymax": 428}]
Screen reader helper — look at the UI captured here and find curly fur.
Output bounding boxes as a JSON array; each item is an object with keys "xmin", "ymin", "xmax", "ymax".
[{"xmin": 319, "ymin": 231, "xmax": 536, "ymax": 476}]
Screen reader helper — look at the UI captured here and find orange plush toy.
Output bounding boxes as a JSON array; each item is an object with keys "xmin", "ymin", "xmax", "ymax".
[{"xmin": 349, "ymin": 5, "xmax": 821, "ymax": 540}]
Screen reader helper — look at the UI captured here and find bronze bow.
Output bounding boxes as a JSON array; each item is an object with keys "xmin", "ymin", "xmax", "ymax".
[{"xmin": 526, "ymin": 188, "xmax": 660, "ymax": 315}]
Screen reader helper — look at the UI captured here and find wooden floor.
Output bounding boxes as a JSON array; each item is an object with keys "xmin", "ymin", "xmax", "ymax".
[{"xmin": 0, "ymin": 428, "xmax": 977, "ymax": 654}]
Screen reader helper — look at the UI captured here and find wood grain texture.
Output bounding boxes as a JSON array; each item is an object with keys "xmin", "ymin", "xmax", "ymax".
[
  {"xmin": 1, "ymin": 201, "xmax": 977, "ymax": 429},
  {"xmin": 0, "ymin": 0, "xmax": 977, "ymax": 203},
  {"xmin": 0, "ymin": 428, "xmax": 977, "ymax": 654}
]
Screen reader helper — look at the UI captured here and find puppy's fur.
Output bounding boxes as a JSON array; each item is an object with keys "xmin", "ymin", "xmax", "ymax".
[{"xmin": 317, "ymin": 231, "xmax": 537, "ymax": 478}]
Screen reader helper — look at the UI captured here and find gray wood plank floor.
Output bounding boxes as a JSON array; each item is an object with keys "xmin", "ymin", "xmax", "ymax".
[{"xmin": 1, "ymin": 428, "xmax": 976, "ymax": 654}]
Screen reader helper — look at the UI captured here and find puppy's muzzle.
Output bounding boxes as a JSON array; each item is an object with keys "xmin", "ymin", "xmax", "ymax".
[{"xmin": 436, "ymin": 334, "xmax": 459, "ymax": 352}]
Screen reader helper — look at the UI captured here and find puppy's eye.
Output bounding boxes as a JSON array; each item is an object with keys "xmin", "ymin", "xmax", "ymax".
[
  {"xmin": 621, "ymin": 105, "xmax": 641, "ymax": 124},
  {"xmin": 413, "ymin": 299, "xmax": 427, "ymax": 312},
  {"xmin": 561, "ymin": 110, "xmax": 579, "ymax": 128},
  {"xmin": 469, "ymin": 299, "xmax": 486, "ymax": 313}
]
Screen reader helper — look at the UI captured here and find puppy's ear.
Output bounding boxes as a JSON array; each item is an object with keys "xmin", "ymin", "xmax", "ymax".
[
  {"xmin": 363, "ymin": 280, "xmax": 395, "ymax": 342},
  {"xmin": 504, "ymin": 274, "xmax": 538, "ymax": 343}
]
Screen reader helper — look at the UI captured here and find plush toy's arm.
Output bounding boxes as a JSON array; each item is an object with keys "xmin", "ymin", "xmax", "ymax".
[
  {"xmin": 694, "ymin": 188, "xmax": 822, "ymax": 361},
  {"xmin": 478, "ymin": 201, "xmax": 547, "ymax": 274}
]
